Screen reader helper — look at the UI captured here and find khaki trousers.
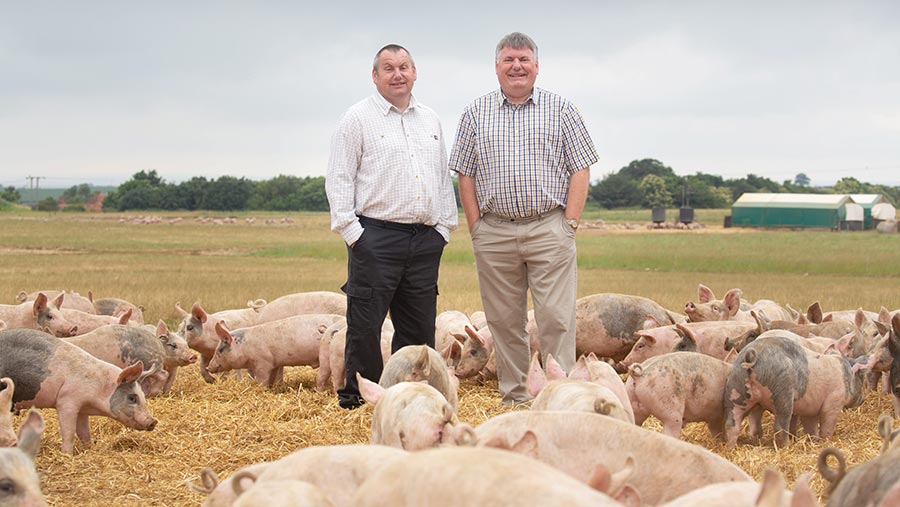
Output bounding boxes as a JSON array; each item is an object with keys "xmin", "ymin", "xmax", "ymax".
[{"xmin": 471, "ymin": 208, "xmax": 578, "ymax": 403}]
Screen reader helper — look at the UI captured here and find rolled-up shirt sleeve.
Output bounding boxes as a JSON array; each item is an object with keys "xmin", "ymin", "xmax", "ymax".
[{"xmin": 325, "ymin": 111, "xmax": 365, "ymax": 245}]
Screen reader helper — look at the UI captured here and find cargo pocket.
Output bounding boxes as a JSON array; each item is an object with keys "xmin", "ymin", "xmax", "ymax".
[{"xmin": 341, "ymin": 282, "xmax": 375, "ymax": 328}]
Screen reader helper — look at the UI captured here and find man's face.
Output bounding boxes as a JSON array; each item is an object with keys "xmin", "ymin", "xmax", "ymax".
[
  {"xmin": 495, "ymin": 46, "xmax": 538, "ymax": 99},
  {"xmin": 372, "ymin": 49, "xmax": 417, "ymax": 107}
]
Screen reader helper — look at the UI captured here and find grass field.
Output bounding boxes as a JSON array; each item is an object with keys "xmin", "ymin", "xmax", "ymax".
[{"xmin": 1, "ymin": 210, "xmax": 899, "ymax": 506}]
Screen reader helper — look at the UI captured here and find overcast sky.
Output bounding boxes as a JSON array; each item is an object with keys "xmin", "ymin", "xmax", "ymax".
[{"xmin": 2, "ymin": 1, "xmax": 898, "ymax": 190}]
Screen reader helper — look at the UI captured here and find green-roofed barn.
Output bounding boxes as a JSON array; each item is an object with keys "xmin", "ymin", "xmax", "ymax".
[
  {"xmin": 731, "ymin": 193, "xmax": 854, "ymax": 229},
  {"xmin": 849, "ymin": 194, "xmax": 886, "ymax": 229}
]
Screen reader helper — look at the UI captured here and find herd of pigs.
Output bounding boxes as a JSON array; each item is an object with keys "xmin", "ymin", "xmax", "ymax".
[{"xmin": 2, "ymin": 285, "xmax": 900, "ymax": 506}]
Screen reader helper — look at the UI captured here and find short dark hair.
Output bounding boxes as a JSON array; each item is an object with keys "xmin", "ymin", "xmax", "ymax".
[
  {"xmin": 373, "ymin": 44, "xmax": 415, "ymax": 71},
  {"xmin": 495, "ymin": 32, "xmax": 538, "ymax": 63}
]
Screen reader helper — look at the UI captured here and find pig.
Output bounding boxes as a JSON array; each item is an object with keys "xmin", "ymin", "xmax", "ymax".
[
  {"xmin": 0, "ymin": 378, "xmax": 16, "ymax": 447},
  {"xmin": 818, "ymin": 437, "xmax": 900, "ymax": 507},
  {"xmin": 208, "ymin": 314, "xmax": 343, "ymax": 388},
  {"xmin": 231, "ymin": 479, "xmax": 335, "ymax": 507},
  {"xmin": 0, "ymin": 409, "xmax": 47, "ymax": 507},
  {"xmin": 0, "ymin": 292, "xmax": 78, "ymax": 337},
  {"xmin": 378, "ymin": 345, "xmax": 458, "ymax": 411},
  {"xmin": 326, "ymin": 320, "xmax": 393, "ymax": 392},
  {"xmin": 454, "ymin": 325, "xmax": 497, "ymax": 380},
  {"xmin": 230, "ymin": 444, "xmax": 406, "ymax": 507},
  {"xmin": 187, "ymin": 463, "xmax": 270, "ymax": 507},
  {"xmin": 175, "ymin": 301, "xmax": 266, "ymax": 383},
  {"xmin": 724, "ymin": 333, "xmax": 867, "ymax": 449},
  {"xmin": 0, "ymin": 328, "xmax": 157, "ymax": 454},
  {"xmin": 433, "ymin": 310, "xmax": 472, "ymax": 365},
  {"xmin": 315, "ymin": 318, "xmax": 347, "ymax": 391},
  {"xmin": 476, "ymin": 411, "xmax": 751, "ymax": 505},
  {"xmin": 254, "ymin": 291, "xmax": 346, "ymax": 326},
  {"xmin": 358, "ymin": 374, "xmax": 474, "ymax": 451},
  {"xmin": 626, "ymin": 352, "xmax": 732, "ymax": 440},
  {"xmin": 63, "ymin": 324, "xmax": 169, "ymax": 397},
  {"xmin": 751, "ymin": 309, "xmax": 857, "ymax": 340},
  {"xmin": 17, "ymin": 289, "xmax": 95, "ymax": 314},
  {"xmin": 566, "ymin": 293, "xmax": 683, "ymax": 365},
  {"xmin": 527, "ymin": 353, "xmax": 633, "ymax": 423},
  {"xmin": 622, "ymin": 320, "xmax": 755, "ymax": 368},
  {"xmin": 144, "ymin": 320, "xmax": 198, "ymax": 394},
  {"xmin": 684, "ymin": 284, "xmax": 791, "ymax": 323},
  {"xmin": 659, "ymin": 468, "xmax": 818, "ymax": 507},
  {"xmin": 61, "ymin": 306, "xmax": 133, "ymax": 335},
  {"xmin": 350, "ymin": 446, "xmax": 625, "ymax": 507},
  {"xmin": 92, "ymin": 296, "xmax": 145, "ymax": 325}
]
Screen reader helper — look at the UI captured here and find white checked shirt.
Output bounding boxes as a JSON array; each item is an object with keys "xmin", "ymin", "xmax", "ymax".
[
  {"xmin": 449, "ymin": 87, "xmax": 599, "ymax": 219},
  {"xmin": 326, "ymin": 93, "xmax": 459, "ymax": 245}
]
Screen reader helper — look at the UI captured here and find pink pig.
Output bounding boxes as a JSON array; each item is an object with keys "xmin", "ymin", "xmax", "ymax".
[
  {"xmin": 0, "ymin": 292, "xmax": 78, "ymax": 337},
  {"xmin": 626, "ymin": 351, "xmax": 732, "ymax": 440},
  {"xmin": 0, "ymin": 377, "xmax": 17, "ymax": 447},
  {"xmin": 527, "ymin": 353, "xmax": 633, "ymax": 423},
  {"xmin": 357, "ymin": 374, "xmax": 474, "ymax": 451},
  {"xmin": 0, "ymin": 328, "xmax": 157, "ymax": 454},
  {"xmin": 208, "ymin": 314, "xmax": 343, "ymax": 388},
  {"xmin": 254, "ymin": 291, "xmax": 346, "ymax": 326},
  {"xmin": 176, "ymin": 301, "xmax": 266, "ymax": 383}
]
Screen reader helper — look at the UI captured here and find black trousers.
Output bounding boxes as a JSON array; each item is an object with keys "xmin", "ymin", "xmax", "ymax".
[{"xmin": 337, "ymin": 217, "xmax": 446, "ymax": 407}]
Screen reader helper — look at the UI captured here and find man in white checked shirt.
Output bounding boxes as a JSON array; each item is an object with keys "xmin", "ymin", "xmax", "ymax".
[
  {"xmin": 326, "ymin": 44, "xmax": 458, "ymax": 409},
  {"xmin": 449, "ymin": 32, "xmax": 598, "ymax": 404}
]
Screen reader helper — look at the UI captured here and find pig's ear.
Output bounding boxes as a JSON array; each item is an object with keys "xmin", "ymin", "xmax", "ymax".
[
  {"xmin": 724, "ymin": 289, "xmax": 742, "ymax": 317},
  {"xmin": 614, "ymin": 485, "xmax": 642, "ymax": 507},
  {"xmin": 874, "ymin": 320, "xmax": 890, "ymax": 337},
  {"xmin": 53, "ymin": 292, "xmax": 65, "ymax": 309},
  {"xmin": 892, "ymin": 313, "xmax": 900, "ymax": 338},
  {"xmin": 854, "ymin": 308, "xmax": 869, "ymax": 329},
  {"xmin": 118, "ymin": 361, "xmax": 144, "ymax": 385},
  {"xmin": 117, "ymin": 307, "xmax": 133, "ymax": 325},
  {"xmin": 87, "ymin": 290, "xmax": 94, "ymax": 303},
  {"xmin": 16, "ymin": 291, "xmax": 28, "ymax": 304},
  {"xmin": 464, "ymin": 325, "xmax": 485, "ymax": 348},
  {"xmin": 586, "ymin": 464, "xmax": 612, "ymax": 494},
  {"xmin": 786, "ymin": 304, "xmax": 800, "ymax": 322},
  {"xmin": 751, "ymin": 311, "xmax": 769, "ymax": 332},
  {"xmin": 0, "ymin": 377, "xmax": 14, "ymax": 404},
  {"xmin": 156, "ymin": 320, "xmax": 168, "ymax": 338},
  {"xmin": 214, "ymin": 321, "xmax": 233, "ymax": 344},
  {"xmin": 544, "ymin": 354, "xmax": 566, "ymax": 381},
  {"xmin": 526, "ymin": 351, "xmax": 547, "ymax": 397},
  {"xmin": 356, "ymin": 373, "xmax": 384, "ymax": 405},
  {"xmin": 175, "ymin": 302, "xmax": 188, "ymax": 318},
  {"xmin": 807, "ymin": 302, "xmax": 823, "ymax": 324},
  {"xmin": 16, "ymin": 409, "xmax": 44, "ymax": 459},
  {"xmin": 823, "ymin": 314, "xmax": 834, "ymax": 322},
  {"xmin": 415, "ymin": 346, "xmax": 432, "ymax": 377},
  {"xmin": 32, "ymin": 293, "xmax": 49, "ymax": 317},
  {"xmin": 755, "ymin": 468, "xmax": 786, "ymax": 506},
  {"xmin": 508, "ymin": 430, "xmax": 539, "ymax": 458},
  {"xmin": 568, "ymin": 355, "xmax": 589, "ymax": 381},
  {"xmin": 698, "ymin": 284, "xmax": 714, "ymax": 303},
  {"xmin": 441, "ymin": 339, "xmax": 461, "ymax": 366},
  {"xmin": 192, "ymin": 302, "xmax": 208, "ymax": 323}
]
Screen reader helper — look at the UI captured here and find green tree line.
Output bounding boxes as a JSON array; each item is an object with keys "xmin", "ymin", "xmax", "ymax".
[{"xmin": 5, "ymin": 161, "xmax": 897, "ymax": 212}]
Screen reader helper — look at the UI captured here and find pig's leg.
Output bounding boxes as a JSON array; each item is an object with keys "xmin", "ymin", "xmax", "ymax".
[
  {"xmin": 660, "ymin": 400, "xmax": 686, "ymax": 439},
  {"xmin": 75, "ymin": 412, "xmax": 92, "ymax": 445},
  {"xmin": 199, "ymin": 354, "xmax": 216, "ymax": 383},
  {"xmin": 747, "ymin": 406, "xmax": 764, "ymax": 444},
  {"xmin": 162, "ymin": 366, "xmax": 177, "ymax": 394},
  {"xmin": 273, "ymin": 367, "xmax": 284, "ymax": 386},
  {"xmin": 725, "ymin": 402, "xmax": 750, "ymax": 449},
  {"xmin": 799, "ymin": 416, "xmax": 818, "ymax": 439},
  {"xmin": 56, "ymin": 406, "xmax": 80, "ymax": 454},
  {"xmin": 894, "ymin": 395, "xmax": 900, "ymax": 418},
  {"xmin": 771, "ymin": 394, "xmax": 794, "ymax": 447},
  {"xmin": 707, "ymin": 416, "xmax": 725, "ymax": 440}
]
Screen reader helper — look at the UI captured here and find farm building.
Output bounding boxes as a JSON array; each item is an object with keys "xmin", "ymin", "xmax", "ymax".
[
  {"xmin": 849, "ymin": 194, "xmax": 887, "ymax": 228},
  {"xmin": 731, "ymin": 193, "xmax": 855, "ymax": 229}
]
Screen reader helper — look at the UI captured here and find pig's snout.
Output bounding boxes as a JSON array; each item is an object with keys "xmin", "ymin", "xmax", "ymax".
[
  {"xmin": 685, "ymin": 302, "xmax": 696, "ymax": 312},
  {"xmin": 188, "ymin": 354, "xmax": 198, "ymax": 364},
  {"xmin": 144, "ymin": 419, "xmax": 158, "ymax": 431}
]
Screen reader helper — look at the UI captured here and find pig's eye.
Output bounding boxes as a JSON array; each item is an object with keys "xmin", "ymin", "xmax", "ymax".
[
  {"xmin": 127, "ymin": 394, "xmax": 138, "ymax": 404},
  {"xmin": 167, "ymin": 344, "xmax": 177, "ymax": 350},
  {"xmin": 46, "ymin": 315, "xmax": 53, "ymax": 320},
  {"xmin": 712, "ymin": 306, "xmax": 720, "ymax": 312},
  {"xmin": 0, "ymin": 479, "xmax": 17, "ymax": 496},
  {"xmin": 186, "ymin": 325, "xmax": 194, "ymax": 331},
  {"xmin": 469, "ymin": 350, "xmax": 477, "ymax": 356}
]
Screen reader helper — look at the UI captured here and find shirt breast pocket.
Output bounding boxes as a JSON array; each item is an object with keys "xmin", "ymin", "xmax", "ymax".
[{"xmin": 418, "ymin": 132, "xmax": 444, "ymax": 170}]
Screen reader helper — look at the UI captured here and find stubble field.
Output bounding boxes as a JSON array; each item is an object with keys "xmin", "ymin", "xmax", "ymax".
[{"xmin": 1, "ymin": 209, "xmax": 899, "ymax": 506}]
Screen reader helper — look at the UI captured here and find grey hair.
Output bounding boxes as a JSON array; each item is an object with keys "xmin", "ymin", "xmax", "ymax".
[
  {"xmin": 495, "ymin": 32, "xmax": 538, "ymax": 63},
  {"xmin": 373, "ymin": 44, "xmax": 415, "ymax": 71}
]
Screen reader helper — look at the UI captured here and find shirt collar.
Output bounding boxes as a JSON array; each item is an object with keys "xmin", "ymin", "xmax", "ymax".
[
  {"xmin": 498, "ymin": 87, "xmax": 540, "ymax": 107},
  {"xmin": 373, "ymin": 93, "xmax": 417, "ymax": 115}
]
